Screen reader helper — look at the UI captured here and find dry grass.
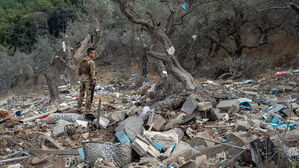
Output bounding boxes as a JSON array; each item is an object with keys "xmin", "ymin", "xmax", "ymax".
[{"xmin": 203, "ymin": 32, "xmax": 299, "ymax": 79}]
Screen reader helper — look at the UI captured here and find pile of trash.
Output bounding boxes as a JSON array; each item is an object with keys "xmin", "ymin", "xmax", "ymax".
[{"xmin": 0, "ymin": 70, "xmax": 299, "ymax": 168}]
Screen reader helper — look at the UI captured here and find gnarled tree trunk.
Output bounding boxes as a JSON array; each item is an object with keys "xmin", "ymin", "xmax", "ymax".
[
  {"xmin": 119, "ymin": 0, "xmax": 200, "ymax": 90},
  {"xmin": 148, "ymin": 28, "xmax": 198, "ymax": 90}
]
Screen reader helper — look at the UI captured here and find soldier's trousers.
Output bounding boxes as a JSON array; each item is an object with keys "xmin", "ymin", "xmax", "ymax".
[{"xmin": 77, "ymin": 81, "xmax": 92, "ymax": 110}]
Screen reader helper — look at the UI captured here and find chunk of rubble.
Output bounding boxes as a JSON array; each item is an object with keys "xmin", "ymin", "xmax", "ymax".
[
  {"xmin": 197, "ymin": 102, "xmax": 212, "ymax": 111},
  {"xmin": 111, "ymin": 111, "xmax": 126, "ymax": 122},
  {"xmin": 181, "ymin": 95, "xmax": 198, "ymax": 115},
  {"xmin": 216, "ymin": 99, "xmax": 239, "ymax": 111},
  {"xmin": 83, "ymin": 141, "xmax": 131, "ymax": 167},
  {"xmin": 115, "ymin": 116, "xmax": 144, "ymax": 141},
  {"xmin": 234, "ymin": 120, "xmax": 251, "ymax": 132},
  {"xmin": 144, "ymin": 130, "xmax": 178, "ymax": 151},
  {"xmin": 147, "ymin": 113, "xmax": 166, "ymax": 131}
]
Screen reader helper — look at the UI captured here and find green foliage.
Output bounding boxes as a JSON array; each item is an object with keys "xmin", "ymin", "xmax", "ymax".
[{"xmin": 0, "ymin": 0, "xmax": 75, "ymax": 52}]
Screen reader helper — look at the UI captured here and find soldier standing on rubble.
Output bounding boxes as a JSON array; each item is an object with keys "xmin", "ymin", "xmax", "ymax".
[{"xmin": 77, "ymin": 48, "xmax": 96, "ymax": 111}]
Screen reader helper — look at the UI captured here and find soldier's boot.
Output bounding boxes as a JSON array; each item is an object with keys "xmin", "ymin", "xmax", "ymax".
[
  {"xmin": 77, "ymin": 99, "xmax": 83, "ymax": 110},
  {"xmin": 85, "ymin": 102, "xmax": 91, "ymax": 111}
]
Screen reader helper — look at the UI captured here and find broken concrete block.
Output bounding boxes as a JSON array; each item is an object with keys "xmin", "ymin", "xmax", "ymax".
[
  {"xmin": 144, "ymin": 130, "xmax": 178, "ymax": 151},
  {"xmin": 115, "ymin": 116, "xmax": 144, "ymax": 141},
  {"xmin": 162, "ymin": 148, "xmax": 194, "ymax": 165},
  {"xmin": 197, "ymin": 102, "xmax": 212, "ymax": 111},
  {"xmin": 234, "ymin": 120, "xmax": 250, "ymax": 132},
  {"xmin": 52, "ymin": 125, "xmax": 65, "ymax": 137},
  {"xmin": 126, "ymin": 106, "xmax": 139, "ymax": 116},
  {"xmin": 227, "ymin": 104, "xmax": 240, "ymax": 115},
  {"xmin": 75, "ymin": 120, "xmax": 88, "ymax": 128},
  {"xmin": 288, "ymin": 147, "xmax": 298, "ymax": 157},
  {"xmin": 216, "ymin": 99, "xmax": 239, "ymax": 111},
  {"xmin": 173, "ymin": 141, "xmax": 191, "ymax": 155},
  {"xmin": 147, "ymin": 113, "xmax": 166, "ymax": 131},
  {"xmin": 164, "ymin": 113, "xmax": 188, "ymax": 130},
  {"xmin": 147, "ymin": 143, "xmax": 160, "ymax": 158},
  {"xmin": 284, "ymin": 129, "xmax": 299, "ymax": 142},
  {"xmin": 208, "ymin": 108, "xmax": 227, "ymax": 121},
  {"xmin": 132, "ymin": 138, "xmax": 149, "ymax": 156},
  {"xmin": 181, "ymin": 95, "xmax": 198, "ymax": 115},
  {"xmin": 193, "ymin": 130, "xmax": 215, "ymax": 147},
  {"xmin": 111, "ymin": 111, "xmax": 126, "ymax": 122},
  {"xmin": 190, "ymin": 137, "xmax": 208, "ymax": 147},
  {"xmin": 291, "ymin": 103, "xmax": 299, "ymax": 110}
]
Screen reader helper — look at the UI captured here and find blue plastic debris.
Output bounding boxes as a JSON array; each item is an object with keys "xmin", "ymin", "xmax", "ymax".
[
  {"xmin": 271, "ymin": 88, "xmax": 280, "ymax": 94},
  {"xmin": 262, "ymin": 115, "xmax": 267, "ymax": 120},
  {"xmin": 292, "ymin": 69, "xmax": 299, "ymax": 73},
  {"xmin": 221, "ymin": 139, "xmax": 227, "ymax": 143},
  {"xmin": 271, "ymin": 116, "xmax": 283, "ymax": 126},
  {"xmin": 115, "ymin": 131, "xmax": 131, "ymax": 144},
  {"xmin": 240, "ymin": 105, "xmax": 252, "ymax": 110},
  {"xmin": 170, "ymin": 142, "xmax": 177, "ymax": 152},
  {"xmin": 78, "ymin": 148, "xmax": 85, "ymax": 160},
  {"xmin": 268, "ymin": 104, "xmax": 285, "ymax": 113},
  {"xmin": 244, "ymin": 80, "xmax": 254, "ymax": 84},
  {"xmin": 182, "ymin": 2, "xmax": 187, "ymax": 10},
  {"xmin": 131, "ymin": 74, "xmax": 137, "ymax": 77},
  {"xmin": 280, "ymin": 123, "xmax": 296, "ymax": 130},
  {"xmin": 239, "ymin": 98, "xmax": 252, "ymax": 104},
  {"xmin": 153, "ymin": 142, "xmax": 163, "ymax": 152}
]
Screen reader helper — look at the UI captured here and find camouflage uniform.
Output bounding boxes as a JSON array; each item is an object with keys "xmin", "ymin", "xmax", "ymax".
[{"xmin": 77, "ymin": 57, "xmax": 96, "ymax": 110}]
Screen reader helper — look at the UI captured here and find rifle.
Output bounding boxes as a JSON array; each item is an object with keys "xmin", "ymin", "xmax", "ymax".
[{"xmin": 90, "ymin": 82, "xmax": 96, "ymax": 104}]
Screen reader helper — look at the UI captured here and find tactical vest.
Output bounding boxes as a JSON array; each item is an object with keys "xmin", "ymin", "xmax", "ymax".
[{"xmin": 79, "ymin": 58, "xmax": 91, "ymax": 75}]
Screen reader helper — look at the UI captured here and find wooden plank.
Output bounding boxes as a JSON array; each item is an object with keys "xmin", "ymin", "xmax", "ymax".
[
  {"xmin": 28, "ymin": 149, "xmax": 78, "ymax": 155},
  {"xmin": 20, "ymin": 110, "xmax": 56, "ymax": 123},
  {"xmin": 43, "ymin": 135, "xmax": 65, "ymax": 150}
]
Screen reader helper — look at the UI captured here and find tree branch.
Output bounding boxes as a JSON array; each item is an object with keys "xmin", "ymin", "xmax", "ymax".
[
  {"xmin": 174, "ymin": 0, "xmax": 217, "ymax": 26},
  {"xmin": 147, "ymin": 50, "xmax": 171, "ymax": 63},
  {"xmin": 206, "ymin": 35, "xmax": 233, "ymax": 56},
  {"xmin": 119, "ymin": 0, "xmax": 154, "ymax": 30},
  {"xmin": 145, "ymin": 10, "xmax": 157, "ymax": 27}
]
